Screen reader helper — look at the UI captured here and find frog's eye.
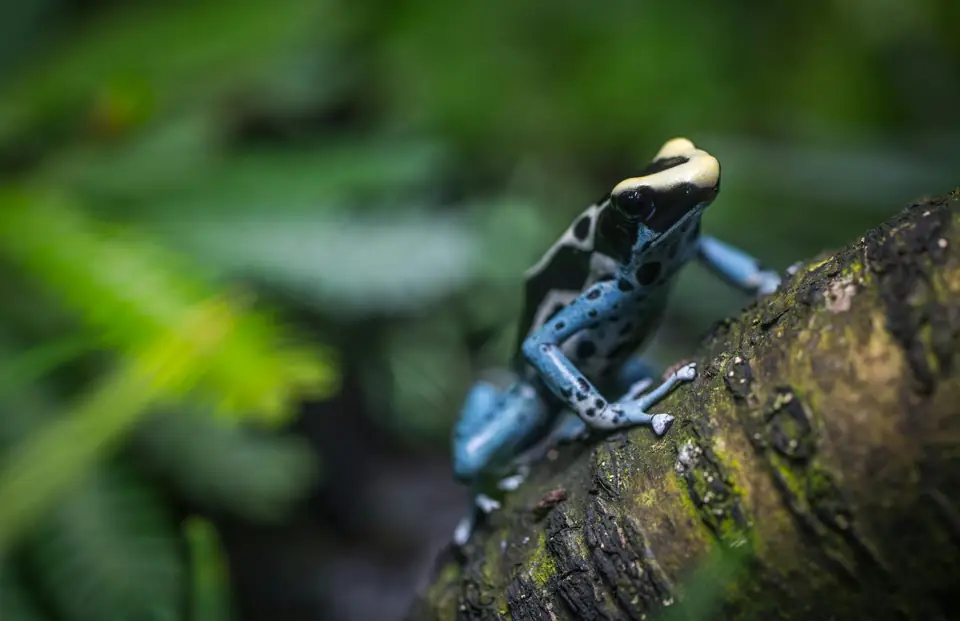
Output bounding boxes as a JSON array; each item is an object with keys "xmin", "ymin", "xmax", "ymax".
[{"xmin": 611, "ymin": 186, "xmax": 657, "ymax": 220}]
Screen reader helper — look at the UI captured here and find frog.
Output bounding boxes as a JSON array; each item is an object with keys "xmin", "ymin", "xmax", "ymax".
[{"xmin": 450, "ymin": 138, "xmax": 782, "ymax": 546}]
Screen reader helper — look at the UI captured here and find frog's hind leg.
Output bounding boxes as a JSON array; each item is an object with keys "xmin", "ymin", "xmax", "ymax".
[
  {"xmin": 451, "ymin": 380, "xmax": 504, "ymax": 482},
  {"xmin": 453, "ymin": 513, "xmax": 475, "ymax": 547},
  {"xmin": 509, "ymin": 356, "xmax": 661, "ymax": 472},
  {"xmin": 452, "ymin": 378, "xmax": 548, "ymax": 546},
  {"xmin": 461, "ymin": 380, "xmax": 502, "ymax": 425}
]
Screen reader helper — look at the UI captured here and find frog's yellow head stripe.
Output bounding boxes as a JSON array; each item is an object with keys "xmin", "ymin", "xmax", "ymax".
[
  {"xmin": 654, "ymin": 137, "xmax": 697, "ymax": 161},
  {"xmin": 611, "ymin": 147, "xmax": 719, "ymax": 196}
]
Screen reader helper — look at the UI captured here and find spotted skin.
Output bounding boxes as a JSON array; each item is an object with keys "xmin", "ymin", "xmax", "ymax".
[{"xmin": 450, "ymin": 138, "xmax": 782, "ymax": 546}]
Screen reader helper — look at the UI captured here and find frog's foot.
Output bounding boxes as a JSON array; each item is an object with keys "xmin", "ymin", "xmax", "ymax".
[
  {"xmin": 475, "ymin": 493, "xmax": 501, "ymax": 514},
  {"xmin": 660, "ymin": 359, "xmax": 695, "ymax": 382},
  {"xmin": 650, "ymin": 413, "xmax": 676, "ymax": 436},
  {"xmin": 452, "ymin": 515, "xmax": 474, "ymax": 547},
  {"xmin": 604, "ymin": 403, "xmax": 677, "ymax": 436},
  {"xmin": 604, "ymin": 362, "xmax": 696, "ymax": 433},
  {"xmin": 752, "ymin": 269, "xmax": 782, "ymax": 296},
  {"xmin": 674, "ymin": 361, "xmax": 697, "ymax": 382},
  {"xmin": 786, "ymin": 260, "xmax": 805, "ymax": 276},
  {"xmin": 497, "ymin": 466, "xmax": 530, "ymax": 492}
]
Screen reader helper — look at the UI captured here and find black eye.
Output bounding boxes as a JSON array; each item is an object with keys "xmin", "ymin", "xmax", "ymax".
[{"xmin": 613, "ymin": 188, "xmax": 656, "ymax": 220}]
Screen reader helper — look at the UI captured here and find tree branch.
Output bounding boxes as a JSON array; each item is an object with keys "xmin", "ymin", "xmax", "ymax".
[{"xmin": 407, "ymin": 189, "xmax": 960, "ymax": 621}]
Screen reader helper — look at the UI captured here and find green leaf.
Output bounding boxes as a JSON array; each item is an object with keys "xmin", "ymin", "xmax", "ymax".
[
  {"xmin": 134, "ymin": 411, "xmax": 319, "ymax": 522},
  {"xmin": 0, "ymin": 192, "xmax": 337, "ymax": 549},
  {"xmin": 0, "ymin": 292, "xmax": 313, "ymax": 549},
  {"xmin": 0, "ymin": 189, "xmax": 339, "ymax": 420},
  {"xmin": 39, "ymin": 135, "xmax": 446, "ymax": 220},
  {"xmin": 25, "ymin": 466, "xmax": 184, "ymax": 621},
  {"xmin": 156, "ymin": 210, "xmax": 482, "ymax": 314},
  {"xmin": 656, "ymin": 539, "xmax": 753, "ymax": 621}
]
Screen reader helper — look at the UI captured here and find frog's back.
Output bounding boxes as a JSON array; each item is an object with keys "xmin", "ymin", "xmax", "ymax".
[
  {"xmin": 511, "ymin": 201, "xmax": 656, "ymax": 381},
  {"xmin": 513, "ymin": 199, "xmax": 610, "ymax": 359}
]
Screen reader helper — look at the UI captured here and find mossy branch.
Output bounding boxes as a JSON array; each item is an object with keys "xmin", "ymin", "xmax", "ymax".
[{"xmin": 408, "ymin": 190, "xmax": 960, "ymax": 621}]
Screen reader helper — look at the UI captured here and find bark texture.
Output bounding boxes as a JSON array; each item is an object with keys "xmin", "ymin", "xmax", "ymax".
[{"xmin": 407, "ymin": 190, "xmax": 960, "ymax": 621}]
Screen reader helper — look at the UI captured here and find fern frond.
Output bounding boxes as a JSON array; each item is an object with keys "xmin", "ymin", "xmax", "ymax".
[
  {"xmin": 0, "ymin": 192, "xmax": 337, "ymax": 549},
  {"xmin": 0, "ymin": 189, "xmax": 339, "ymax": 421}
]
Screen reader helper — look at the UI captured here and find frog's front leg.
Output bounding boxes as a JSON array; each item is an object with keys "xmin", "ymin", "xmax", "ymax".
[
  {"xmin": 698, "ymin": 235, "xmax": 781, "ymax": 296},
  {"xmin": 521, "ymin": 282, "xmax": 693, "ymax": 433},
  {"xmin": 509, "ymin": 356, "xmax": 673, "ymax": 472},
  {"xmin": 528, "ymin": 355, "xmax": 660, "ymax": 450}
]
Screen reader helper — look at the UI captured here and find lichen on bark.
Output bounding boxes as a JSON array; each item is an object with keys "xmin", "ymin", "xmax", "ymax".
[{"xmin": 408, "ymin": 190, "xmax": 960, "ymax": 621}]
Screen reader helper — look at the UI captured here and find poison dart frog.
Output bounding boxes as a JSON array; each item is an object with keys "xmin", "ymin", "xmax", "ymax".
[{"xmin": 451, "ymin": 138, "xmax": 781, "ymax": 545}]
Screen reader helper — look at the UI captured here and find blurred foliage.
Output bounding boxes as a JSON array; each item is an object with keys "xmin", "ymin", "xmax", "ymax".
[
  {"xmin": 186, "ymin": 516, "xmax": 232, "ymax": 621},
  {"xmin": 657, "ymin": 539, "xmax": 754, "ymax": 621},
  {"xmin": 0, "ymin": 0, "xmax": 958, "ymax": 619}
]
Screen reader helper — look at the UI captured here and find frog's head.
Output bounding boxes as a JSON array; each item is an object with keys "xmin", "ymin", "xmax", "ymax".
[{"xmin": 609, "ymin": 138, "xmax": 720, "ymax": 243}]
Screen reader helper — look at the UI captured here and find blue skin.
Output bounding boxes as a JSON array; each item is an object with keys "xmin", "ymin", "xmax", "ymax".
[
  {"xmin": 451, "ymin": 357, "xmax": 660, "ymax": 544},
  {"xmin": 450, "ymin": 140, "xmax": 781, "ymax": 545}
]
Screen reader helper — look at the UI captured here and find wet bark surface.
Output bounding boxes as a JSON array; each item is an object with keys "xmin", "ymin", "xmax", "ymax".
[{"xmin": 406, "ymin": 189, "xmax": 960, "ymax": 621}]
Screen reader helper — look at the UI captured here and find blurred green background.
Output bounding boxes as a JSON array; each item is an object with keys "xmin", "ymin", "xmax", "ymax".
[{"xmin": 0, "ymin": 0, "xmax": 957, "ymax": 620}]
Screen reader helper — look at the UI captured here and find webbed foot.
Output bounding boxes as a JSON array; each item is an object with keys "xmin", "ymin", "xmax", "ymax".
[
  {"xmin": 651, "ymin": 413, "xmax": 675, "ymax": 436},
  {"xmin": 476, "ymin": 493, "xmax": 501, "ymax": 514},
  {"xmin": 606, "ymin": 362, "xmax": 696, "ymax": 431},
  {"xmin": 497, "ymin": 466, "xmax": 530, "ymax": 491},
  {"xmin": 786, "ymin": 260, "xmax": 804, "ymax": 276},
  {"xmin": 453, "ymin": 516, "xmax": 473, "ymax": 547},
  {"xmin": 754, "ymin": 270, "xmax": 782, "ymax": 296}
]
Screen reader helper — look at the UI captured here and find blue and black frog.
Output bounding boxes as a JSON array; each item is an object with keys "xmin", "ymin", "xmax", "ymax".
[{"xmin": 450, "ymin": 138, "xmax": 781, "ymax": 545}]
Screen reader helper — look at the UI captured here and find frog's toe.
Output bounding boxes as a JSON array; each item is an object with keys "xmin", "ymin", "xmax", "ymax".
[
  {"xmin": 651, "ymin": 413, "xmax": 675, "ymax": 436},
  {"xmin": 676, "ymin": 362, "xmax": 697, "ymax": 381},
  {"xmin": 757, "ymin": 271, "xmax": 782, "ymax": 296},
  {"xmin": 497, "ymin": 472, "xmax": 527, "ymax": 491},
  {"xmin": 453, "ymin": 516, "xmax": 473, "ymax": 547},
  {"xmin": 476, "ymin": 494, "xmax": 501, "ymax": 514}
]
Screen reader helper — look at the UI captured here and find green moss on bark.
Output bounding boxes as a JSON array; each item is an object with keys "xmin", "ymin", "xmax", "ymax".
[{"xmin": 408, "ymin": 191, "xmax": 960, "ymax": 621}]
